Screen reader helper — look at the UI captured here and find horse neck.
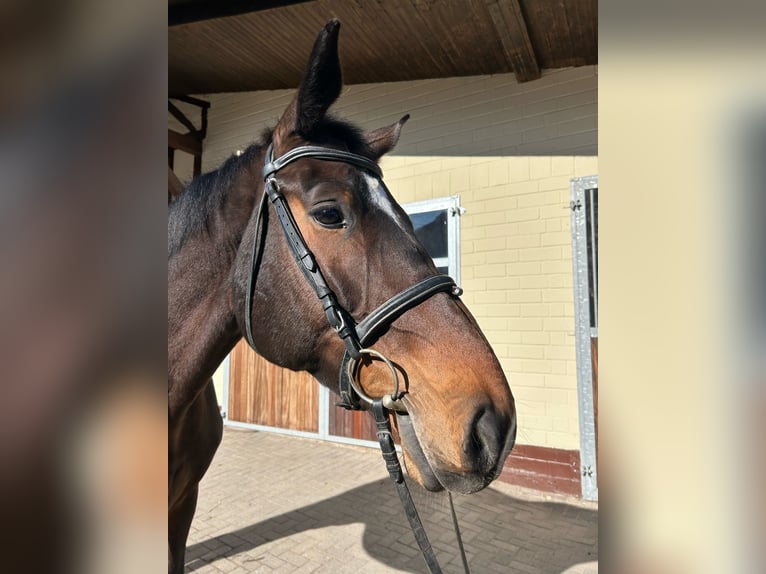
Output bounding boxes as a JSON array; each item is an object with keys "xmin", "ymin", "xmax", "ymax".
[{"xmin": 168, "ymin": 153, "xmax": 265, "ymax": 415}]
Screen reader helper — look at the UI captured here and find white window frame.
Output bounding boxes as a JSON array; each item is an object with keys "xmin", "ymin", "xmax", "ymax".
[{"xmin": 402, "ymin": 195, "xmax": 462, "ymax": 284}]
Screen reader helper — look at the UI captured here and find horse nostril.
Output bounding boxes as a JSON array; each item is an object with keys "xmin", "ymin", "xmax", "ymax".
[{"xmin": 465, "ymin": 406, "xmax": 504, "ymax": 472}]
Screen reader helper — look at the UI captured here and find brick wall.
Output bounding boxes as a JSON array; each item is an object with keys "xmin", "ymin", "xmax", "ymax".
[
  {"xmin": 197, "ymin": 67, "xmax": 598, "ymax": 451},
  {"xmin": 381, "ymin": 155, "xmax": 597, "ymax": 450}
]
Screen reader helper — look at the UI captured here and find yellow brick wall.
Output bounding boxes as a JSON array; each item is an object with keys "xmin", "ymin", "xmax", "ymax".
[
  {"xmin": 381, "ymin": 155, "xmax": 598, "ymax": 450},
  {"xmin": 195, "ymin": 68, "xmax": 598, "ymax": 451}
]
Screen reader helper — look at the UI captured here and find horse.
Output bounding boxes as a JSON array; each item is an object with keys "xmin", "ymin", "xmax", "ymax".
[{"xmin": 168, "ymin": 20, "xmax": 516, "ymax": 574}]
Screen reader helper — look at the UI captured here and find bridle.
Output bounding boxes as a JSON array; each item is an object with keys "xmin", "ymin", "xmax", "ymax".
[
  {"xmin": 243, "ymin": 142, "xmax": 463, "ymax": 411},
  {"xmin": 242, "ymin": 142, "xmax": 470, "ymax": 574}
]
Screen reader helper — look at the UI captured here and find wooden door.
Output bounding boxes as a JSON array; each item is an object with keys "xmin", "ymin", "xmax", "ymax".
[
  {"xmin": 329, "ymin": 404, "xmax": 377, "ymax": 441},
  {"xmin": 228, "ymin": 340, "xmax": 391, "ymax": 442},
  {"xmin": 228, "ymin": 341, "xmax": 318, "ymax": 433},
  {"xmin": 591, "ymin": 336, "xmax": 598, "ymax": 465}
]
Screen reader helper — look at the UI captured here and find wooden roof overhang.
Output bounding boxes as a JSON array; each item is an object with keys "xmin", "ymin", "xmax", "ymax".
[
  {"xmin": 168, "ymin": 1, "xmax": 596, "ymax": 196},
  {"xmin": 169, "ymin": 0, "xmax": 597, "ymax": 96}
]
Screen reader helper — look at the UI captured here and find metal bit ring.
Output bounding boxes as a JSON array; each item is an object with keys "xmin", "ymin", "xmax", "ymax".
[{"xmin": 347, "ymin": 348, "xmax": 406, "ymax": 411}]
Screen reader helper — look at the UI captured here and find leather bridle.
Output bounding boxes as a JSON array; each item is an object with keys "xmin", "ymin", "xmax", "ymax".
[
  {"xmin": 242, "ymin": 142, "xmax": 469, "ymax": 574},
  {"xmin": 244, "ymin": 142, "xmax": 463, "ymax": 412}
]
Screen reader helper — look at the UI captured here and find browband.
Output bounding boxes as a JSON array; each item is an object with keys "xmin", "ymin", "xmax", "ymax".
[{"xmin": 262, "ymin": 143, "xmax": 382, "ymax": 180}]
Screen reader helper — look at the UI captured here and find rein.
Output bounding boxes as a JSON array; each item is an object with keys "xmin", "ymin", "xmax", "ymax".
[{"xmin": 243, "ymin": 142, "xmax": 469, "ymax": 574}]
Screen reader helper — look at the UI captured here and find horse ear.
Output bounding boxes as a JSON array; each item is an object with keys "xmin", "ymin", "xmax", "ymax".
[
  {"xmin": 365, "ymin": 114, "xmax": 410, "ymax": 159},
  {"xmin": 275, "ymin": 19, "xmax": 343, "ymax": 142}
]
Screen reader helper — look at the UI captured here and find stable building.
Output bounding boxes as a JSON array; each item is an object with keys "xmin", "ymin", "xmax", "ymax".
[{"xmin": 169, "ymin": 0, "xmax": 598, "ymax": 500}]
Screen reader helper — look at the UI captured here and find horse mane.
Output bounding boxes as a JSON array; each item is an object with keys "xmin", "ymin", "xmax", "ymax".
[
  {"xmin": 167, "ymin": 116, "xmax": 373, "ymax": 258},
  {"xmin": 168, "ymin": 142, "xmax": 261, "ymax": 257}
]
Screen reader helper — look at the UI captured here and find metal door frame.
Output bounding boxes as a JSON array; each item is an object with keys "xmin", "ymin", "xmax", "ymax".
[{"xmin": 570, "ymin": 175, "xmax": 598, "ymax": 501}]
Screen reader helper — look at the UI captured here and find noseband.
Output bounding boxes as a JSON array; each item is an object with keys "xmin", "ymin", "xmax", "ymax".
[
  {"xmin": 242, "ymin": 142, "xmax": 470, "ymax": 574},
  {"xmin": 243, "ymin": 142, "xmax": 463, "ymax": 413}
]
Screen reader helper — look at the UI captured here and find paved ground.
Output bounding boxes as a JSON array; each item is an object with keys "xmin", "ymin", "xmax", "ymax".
[{"xmin": 187, "ymin": 427, "xmax": 598, "ymax": 574}]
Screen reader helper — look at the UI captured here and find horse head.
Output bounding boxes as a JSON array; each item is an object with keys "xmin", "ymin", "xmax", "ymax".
[{"xmin": 235, "ymin": 20, "xmax": 516, "ymax": 495}]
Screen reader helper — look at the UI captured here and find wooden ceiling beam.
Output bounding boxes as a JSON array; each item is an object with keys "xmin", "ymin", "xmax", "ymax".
[
  {"xmin": 484, "ymin": 0, "xmax": 540, "ymax": 83},
  {"xmin": 168, "ymin": 101, "xmax": 199, "ymax": 135},
  {"xmin": 168, "ymin": 129, "xmax": 201, "ymax": 155},
  {"xmin": 168, "ymin": 166, "xmax": 185, "ymax": 199},
  {"xmin": 169, "ymin": 96, "xmax": 209, "ymax": 139},
  {"xmin": 171, "ymin": 95, "xmax": 211, "ymax": 109}
]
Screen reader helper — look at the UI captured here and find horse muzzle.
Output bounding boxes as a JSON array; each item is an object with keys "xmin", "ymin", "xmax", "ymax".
[{"xmin": 397, "ymin": 399, "xmax": 517, "ymax": 495}]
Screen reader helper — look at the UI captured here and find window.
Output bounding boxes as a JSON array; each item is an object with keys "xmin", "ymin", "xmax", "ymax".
[
  {"xmin": 403, "ymin": 196, "xmax": 462, "ymax": 283},
  {"xmin": 584, "ymin": 187, "xmax": 598, "ymax": 331}
]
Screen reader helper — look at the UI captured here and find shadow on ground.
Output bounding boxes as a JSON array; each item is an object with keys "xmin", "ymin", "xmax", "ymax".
[{"xmin": 186, "ymin": 477, "xmax": 597, "ymax": 574}]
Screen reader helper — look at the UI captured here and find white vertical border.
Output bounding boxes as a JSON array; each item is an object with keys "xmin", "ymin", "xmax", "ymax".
[
  {"xmin": 570, "ymin": 175, "xmax": 598, "ymax": 501},
  {"xmin": 317, "ymin": 380, "xmax": 329, "ymax": 439},
  {"xmin": 220, "ymin": 354, "xmax": 230, "ymax": 420}
]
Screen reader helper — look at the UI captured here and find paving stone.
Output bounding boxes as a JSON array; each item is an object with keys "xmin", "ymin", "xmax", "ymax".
[{"xmin": 185, "ymin": 428, "xmax": 598, "ymax": 573}]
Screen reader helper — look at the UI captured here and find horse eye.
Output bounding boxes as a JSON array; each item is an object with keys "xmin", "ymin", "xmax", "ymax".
[{"xmin": 312, "ymin": 206, "xmax": 346, "ymax": 228}]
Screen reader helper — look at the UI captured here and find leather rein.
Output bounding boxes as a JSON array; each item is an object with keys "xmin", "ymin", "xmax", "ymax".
[{"xmin": 242, "ymin": 142, "xmax": 469, "ymax": 574}]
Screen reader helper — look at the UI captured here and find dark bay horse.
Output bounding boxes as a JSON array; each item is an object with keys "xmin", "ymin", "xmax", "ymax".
[{"xmin": 168, "ymin": 20, "xmax": 516, "ymax": 574}]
